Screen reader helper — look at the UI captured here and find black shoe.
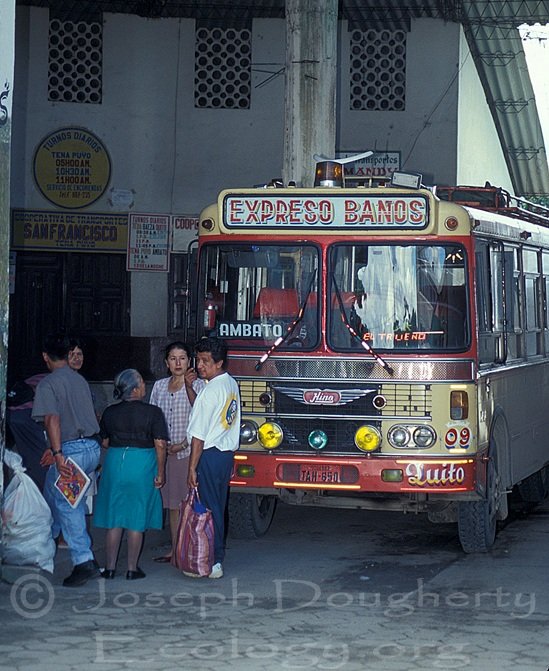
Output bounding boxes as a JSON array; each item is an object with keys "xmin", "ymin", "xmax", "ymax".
[
  {"xmin": 100, "ymin": 569, "xmax": 116, "ymax": 579},
  {"xmin": 126, "ymin": 567, "xmax": 146, "ymax": 580},
  {"xmin": 63, "ymin": 560, "xmax": 101, "ymax": 587}
]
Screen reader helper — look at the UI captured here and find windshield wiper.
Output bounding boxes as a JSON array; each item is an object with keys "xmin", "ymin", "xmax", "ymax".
[
  {"xmin": 331, "ymin": 275, "xmax": 394, "ymax": 376},
  {"xmin": 255, "ymin": 269, "xmax": 317, "ymax": 371}
]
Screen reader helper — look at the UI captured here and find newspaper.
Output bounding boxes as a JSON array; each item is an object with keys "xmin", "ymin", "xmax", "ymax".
[{"xmin": 54, "ymin": 457, "xmax": 91, "ymax": 509}]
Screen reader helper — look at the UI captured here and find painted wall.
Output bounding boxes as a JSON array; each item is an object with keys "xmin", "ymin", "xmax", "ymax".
[
  {"xmin": 337, "ymin": 18, "xmax": 461, "ymax": 186},
  {"xmin": 11, "ymin": 9, "xmax": 512, "ymax": 339}
]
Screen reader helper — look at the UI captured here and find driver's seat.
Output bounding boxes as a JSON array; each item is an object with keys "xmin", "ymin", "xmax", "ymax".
[{"xmin": 253, "ymin": 288, "xmax": 299, "ymax": 319}]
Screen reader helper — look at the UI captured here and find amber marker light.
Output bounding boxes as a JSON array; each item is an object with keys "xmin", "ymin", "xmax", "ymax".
[
  {"xmin": 445, "ymin": 216, "xmax": 459, "ymax": 231},
  {"xmin": 450, "ymin": 390, "xmax": 469, "ymax": 420},
  {"xmin": 314, "ymin": 161, "xmax": 343, "ymax": 187}
]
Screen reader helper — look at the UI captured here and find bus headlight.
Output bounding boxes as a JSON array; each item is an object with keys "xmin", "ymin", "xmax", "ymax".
[
  {"xmin": 240, "ymin": 420, "xmax": 258, "ymax": 445},
  {"xmin": 388, "ymin": 424, "xmax": 436, "ymax": 449},
  {"xmin": 354, "ymin": 425, "xmax": 382, "ymax": 452},
  {"xmin": 413, "ymin": 425, "xmax": 436, "ymax": 448},
  {"xmin": 388, "ymin": 426, "xmax": 410, "ymax": 448},
  {"xmin": 258, "ymin": 422, "xmax": 283, "ymax": 449}
]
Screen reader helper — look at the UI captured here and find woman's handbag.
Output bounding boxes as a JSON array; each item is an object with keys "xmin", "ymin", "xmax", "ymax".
[{"xmin": 171, "ymin": 487, "xmax": 214, "ymax": 577}]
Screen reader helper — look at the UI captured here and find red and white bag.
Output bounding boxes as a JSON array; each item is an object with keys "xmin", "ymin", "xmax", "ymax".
[{"xmin": 171, "ymin": 488, "xmax": 214, "ymax": 577}]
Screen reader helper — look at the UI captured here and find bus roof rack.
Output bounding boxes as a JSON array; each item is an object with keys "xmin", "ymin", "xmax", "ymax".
[{"xmin": 435, "ymin": 183, "xmax": 549, "ymax": 229}]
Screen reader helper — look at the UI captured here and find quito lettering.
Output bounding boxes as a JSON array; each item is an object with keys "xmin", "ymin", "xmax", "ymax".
[{"xmin": 405, "ymin": 462, "xmax": 466, "ymax": 487}]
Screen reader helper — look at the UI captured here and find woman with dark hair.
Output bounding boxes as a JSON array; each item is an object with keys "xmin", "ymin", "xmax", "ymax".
[
  {"xmin": 93, "ymin": 369, "xmax": 168, "ymax": 580},
  {"xmin": 68, "ymin": 338, "xmax": 85, "ymax": 371},
  {"xmin": 149, "ymin": 341, "xmax": 204, "ymax": 562}
]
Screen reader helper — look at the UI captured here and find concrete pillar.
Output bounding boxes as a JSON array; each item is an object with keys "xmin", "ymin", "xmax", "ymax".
[
  {"xmin": 283, "ymin": 0, "xmax": 338, "ymax": 187},
  {"xmin": 0, "ymin": 0, "xmax": 16, "ymax": 536}
]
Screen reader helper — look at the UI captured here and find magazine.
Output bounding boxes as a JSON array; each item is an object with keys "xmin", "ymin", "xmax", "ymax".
[{"xmin": 54, "ymin": 457, "xmax": 91, "ymax": 509}]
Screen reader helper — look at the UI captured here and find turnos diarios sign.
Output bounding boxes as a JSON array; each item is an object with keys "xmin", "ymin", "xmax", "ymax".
[
  {"xmin": 127, "ymin": 213, "xmax": 170, "ymax": 272},
  {"xmin": 33, "ymin": 127, "xmax": 111, "ymax": 209}
]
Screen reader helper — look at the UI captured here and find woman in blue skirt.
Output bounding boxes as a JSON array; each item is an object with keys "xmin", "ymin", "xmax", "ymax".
[{"xmin": 94, "ymin": 369, "xmax": 168, "ymax": 580}]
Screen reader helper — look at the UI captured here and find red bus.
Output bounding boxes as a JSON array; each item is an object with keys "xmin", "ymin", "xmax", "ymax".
[{"xmin": 194, "ymin": 166, "xmax": 549, "ymax": 552}]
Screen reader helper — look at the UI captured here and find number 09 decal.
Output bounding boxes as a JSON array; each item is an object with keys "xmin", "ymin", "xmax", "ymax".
[{"xmin": 445, "ymin": 427, "xmax": 470, "ymax": 450}]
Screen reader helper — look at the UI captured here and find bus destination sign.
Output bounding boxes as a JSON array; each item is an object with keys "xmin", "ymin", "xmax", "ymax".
[{"xmin": 223, "ymin": 194, "xmax": 429, "ymax": 229}]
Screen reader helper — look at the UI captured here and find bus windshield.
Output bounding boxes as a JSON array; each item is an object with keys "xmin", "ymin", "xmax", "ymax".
[
  {"xmin": 199, "ymin": 243, "xmax": 320, "ymax": 349},
  {"xmin": 328, "ymin": 243, "xmax": 469, "ymax": 352}
]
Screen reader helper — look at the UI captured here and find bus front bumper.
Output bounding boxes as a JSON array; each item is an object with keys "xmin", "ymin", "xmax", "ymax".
[{"xmin": 230, "ymin": 451, "xmax": 486, "ymax": 496}]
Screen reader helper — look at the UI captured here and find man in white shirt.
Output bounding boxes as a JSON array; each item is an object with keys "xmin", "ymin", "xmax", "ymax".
[{"xmin": 187, "ymin": 337, "xmax": 240, "ymax": 579}]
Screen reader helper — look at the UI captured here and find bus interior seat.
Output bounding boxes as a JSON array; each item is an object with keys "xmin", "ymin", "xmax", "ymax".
[{"xmin": 253, "ymin": 287, "xmax": 299, "ymax": 319}]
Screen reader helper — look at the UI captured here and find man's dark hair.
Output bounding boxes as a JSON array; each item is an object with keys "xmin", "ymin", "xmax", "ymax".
[
  {"xmin": 42, "ymin": 333, "xmax": 71, "ymax": 361},
  {"xmin": 195, "ymin": 336, "xmax": 228, "ymax": 367}
]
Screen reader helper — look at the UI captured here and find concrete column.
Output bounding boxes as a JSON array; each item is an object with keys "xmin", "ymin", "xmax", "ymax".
[
  {"xmin": 0, "ymin": 0, "xmax": 16, "ymax": 535},
  {"xmin": 283, "ymin": 0, "xmax": 338, "ymax": 187}
]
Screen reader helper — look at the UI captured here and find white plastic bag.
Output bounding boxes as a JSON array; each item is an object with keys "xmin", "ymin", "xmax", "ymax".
[{"xmin": 1, "ymin": 449, "xmax": 56, "ymax": 573}]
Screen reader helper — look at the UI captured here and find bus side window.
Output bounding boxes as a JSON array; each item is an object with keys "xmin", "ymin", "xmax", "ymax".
[{"xmin": 503, "ymin": 248, "xmax": 520, "ymax": 360}]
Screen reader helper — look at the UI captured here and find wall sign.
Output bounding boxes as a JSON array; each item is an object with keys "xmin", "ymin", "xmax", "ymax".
[
  {"xmin": 127, "ymin": 213, "xmax": 170, "ymax": 271},
  {"xmin": 171, "ymin": 214, "xmax": 198, "ymax": 251},
  {"xmin": 11, "ymin": 209, "xmax": 128, "ymax": 252},
  {"xmin": 339, "ymin": 151, "xmax": 401, "ymax": 182},
  {"xmin": 33, "ymin": 127, "xmax": 111, "ymax": 209}
]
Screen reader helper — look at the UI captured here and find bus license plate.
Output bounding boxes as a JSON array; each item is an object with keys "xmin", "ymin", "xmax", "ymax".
[{"xmin": 299, "ymin": 465, "xmax": 341, "ymax": 484}]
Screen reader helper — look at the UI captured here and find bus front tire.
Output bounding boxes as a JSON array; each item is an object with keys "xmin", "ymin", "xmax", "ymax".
[
  {"xmin": 457, "ymin": 454, "xmax": 499, "ymax": 553},
  {"xmin": 228, "ymin": 493, "xmax": 277, "ymax": 539}
]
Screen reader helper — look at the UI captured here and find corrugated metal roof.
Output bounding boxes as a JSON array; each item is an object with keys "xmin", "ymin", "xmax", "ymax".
[
  {"xmin": 461, "ymin": 1, "xmax": 549, "ymax": 197},
  {"xmin": 17, "ymin": 0, "xmax": 549, "ymax": 195}
]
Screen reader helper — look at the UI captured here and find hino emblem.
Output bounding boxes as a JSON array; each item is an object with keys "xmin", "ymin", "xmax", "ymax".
[{"xmin": 274, "ymin": 386, "xmax": 377, "ymax": 406}]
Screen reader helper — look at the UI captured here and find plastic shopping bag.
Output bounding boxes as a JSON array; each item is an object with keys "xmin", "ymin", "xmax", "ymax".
[
  {"xmin": 171, "ymin": 488, "xmax": 214, "ymax": 577},
  {"xmin": 1, "ymin": 450, "xmax": 56, "ymax": 573}
]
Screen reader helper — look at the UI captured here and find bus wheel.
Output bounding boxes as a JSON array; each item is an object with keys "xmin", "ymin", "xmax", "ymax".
[
  {"xmin": 228, "ymin": 493, "xmax": 277, "ymax": 539},
  {"xmin": 516, "ymin": 467, "xmax": 549, "ymax": 503},
  {"xmin": 457, "ymin": 454, "xmax": 499, "ymax": 553}
]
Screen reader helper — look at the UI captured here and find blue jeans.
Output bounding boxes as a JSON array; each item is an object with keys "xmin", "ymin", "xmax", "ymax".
[
  {"xmin": 43, "ymin": 438, "xmax": 100, "ymax": 566},
  {"xmin": 197, "ymin": 448, "xmax": 234, "ymax": 565}
]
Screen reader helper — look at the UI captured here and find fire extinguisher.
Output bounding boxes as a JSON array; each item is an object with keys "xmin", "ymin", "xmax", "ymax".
[{"xmin": 204, "ymin": 293, "xmax": 216, "ymax": 330}]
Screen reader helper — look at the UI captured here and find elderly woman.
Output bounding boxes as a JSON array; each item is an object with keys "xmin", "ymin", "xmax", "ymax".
[{"xmin": 93, "ymin": 369, "xmax": 168, "ymax": 580}]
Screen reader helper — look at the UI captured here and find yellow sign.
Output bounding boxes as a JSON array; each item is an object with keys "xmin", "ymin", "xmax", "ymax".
[
  {"xmin": 33, "ymin": 127, "xmax": 111, "ymax": 209},
  {"xmin": 11, "ymin": 209, "xmax": 128, "ymax": 252}
]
